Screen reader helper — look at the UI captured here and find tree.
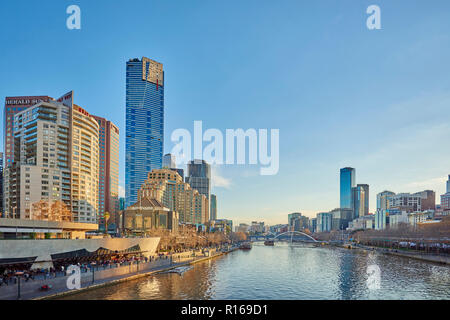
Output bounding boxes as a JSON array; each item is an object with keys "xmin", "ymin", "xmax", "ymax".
[
  {"xmin": 32, "ymin": 200, "xmax": 72, "ymax": 222},
  {"xmin": 104, "ymin": 211, "xmax": 110, "ymax": 234},
  {"xmin": 230, "ymin": 232, "xmax": 247, "ymax": 242}
]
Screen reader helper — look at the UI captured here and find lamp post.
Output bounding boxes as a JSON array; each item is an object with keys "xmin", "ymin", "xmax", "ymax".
[{"xmin": 16, "ymin": 272, "xmax": 24, "ymax": 300}]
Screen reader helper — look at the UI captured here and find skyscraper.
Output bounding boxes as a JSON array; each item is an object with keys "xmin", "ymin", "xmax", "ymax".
[
  {"xmin": 352, "ymin": 184, "xmax": 369, "ymax": 218},
  {"xmin": 93, "ymin": 116, "xmax": 120, "ymax": 230},
  {"xmin": 210, "ymin": 194, "xmax": 217, "ymax": 221},
  {"xmin": 125, "ymin": 57, "xmax": 164, "ymax": 208},
  {"xmin": 186, "ymin": 160, "xmax": 211, "ymax": 200},
  {"xmin": 340, "ymin": 167, "xmax": 355, "ymax": 210}
]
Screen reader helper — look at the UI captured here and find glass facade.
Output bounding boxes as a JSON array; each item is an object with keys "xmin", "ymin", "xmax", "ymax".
[
  {"xmin": 352, "ymin": 184, "xmax": 369, "ymax": 219},
  {"xmin": 210, "ymin": 194, "xmax": 217, "ymax": 221},
  {"xmin": 340, "ymin": 167, "xmax": 355, "ymax": 210},
  {"xmin": 185, "ymin": 160, "xmax": 211, "ymax": 200},
  {"xmin": 125, "ymin": 57, "xmax": 164, "ymax": 208}
]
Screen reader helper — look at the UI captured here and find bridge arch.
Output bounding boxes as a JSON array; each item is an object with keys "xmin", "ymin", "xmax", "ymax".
[{"xmin": 272, "ymin": 231, "xmax": 318, "ymax": 242}]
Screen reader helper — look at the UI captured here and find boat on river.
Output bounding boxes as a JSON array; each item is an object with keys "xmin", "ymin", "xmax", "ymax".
[
  {"xmin": 239, "ymin": 242, "xmax": 252, "ymax": 250},
  {"xmin": 165, "ymin": 266, "xmax": 193, "ymax": 275},
  {"xmin": 264, "ymin": 240, "xmax": 275, "ymax": 246}
]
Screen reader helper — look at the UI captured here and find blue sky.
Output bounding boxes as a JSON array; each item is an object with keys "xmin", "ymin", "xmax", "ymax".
[{"xmin": 1, "ymin": 0, "xmax": 450, "ymax": 225}]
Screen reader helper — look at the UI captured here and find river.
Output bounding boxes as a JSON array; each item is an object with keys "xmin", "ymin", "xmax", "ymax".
[{"xmin": 60, "ymin": 243, "xmax": 450, "ymax": 300}]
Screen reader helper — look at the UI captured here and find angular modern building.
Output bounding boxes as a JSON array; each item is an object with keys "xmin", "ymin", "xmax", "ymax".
[
  {"xmin": 125, "ymin": 57, "xmax": 164, "ymax": 208},
  {"xmin": 93, "ymin": 116, "xmax": 120, "ymax": 231},
  {"xmin": 340, "ymin": 167, "xmax": 355, "ymax": 210},
  {"xmin": 185, "ymin": 159, "xmax": 211, "ymax": 202}
]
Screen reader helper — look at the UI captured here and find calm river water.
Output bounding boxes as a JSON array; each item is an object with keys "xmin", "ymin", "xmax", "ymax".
[{"xmin": 62, "ymin": 243, "xmax": 450, "ymax": 300}]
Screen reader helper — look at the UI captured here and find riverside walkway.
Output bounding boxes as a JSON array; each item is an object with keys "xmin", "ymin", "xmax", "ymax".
[{"xmin": 0, "ymin": 247, "xmax": 237, "ymax": 300}]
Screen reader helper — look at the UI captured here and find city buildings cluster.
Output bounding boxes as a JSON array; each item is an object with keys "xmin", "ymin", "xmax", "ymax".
[
  {"xmin": 260, "ymin": 168, "xmax": 449, "ymax": 237},
  {"xmin": 0, "ymin": 57, "xmax": 224, "ymax": 239}
]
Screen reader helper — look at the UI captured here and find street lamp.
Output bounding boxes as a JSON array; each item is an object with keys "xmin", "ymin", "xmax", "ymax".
[{"xmin": 15, "ymin": 272, "xmax": 24, "ymax": 300}]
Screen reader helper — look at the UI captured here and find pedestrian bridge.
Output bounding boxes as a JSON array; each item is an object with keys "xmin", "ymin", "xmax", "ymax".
[{"xmin": 251, "ymin": 231, "xmax": 319, "ymax": 243}]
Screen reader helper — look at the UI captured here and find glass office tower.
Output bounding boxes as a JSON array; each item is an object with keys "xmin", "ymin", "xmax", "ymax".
[
  {"xmin": 352, "ymin": 184, "xmax": 369, "ymax": 219},
  {"xmin": 210, "ymin": 194, "xmax": 217, "ymax": 221},
  {"xmin": 340, "ymin": 167, "xmax": 355, "ymax": 209},
  {"xmin": 186, "ymin": 160, "xmax": 211, "ymax": 201},
  {"xmin": 125, "ymin": 57, "xmax": 164, "ymax": 207}
]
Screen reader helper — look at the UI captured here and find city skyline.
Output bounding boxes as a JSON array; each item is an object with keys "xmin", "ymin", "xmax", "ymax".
[{"xmin": 1, "ymin": 1, "xmax": 450, "ymax": 226}]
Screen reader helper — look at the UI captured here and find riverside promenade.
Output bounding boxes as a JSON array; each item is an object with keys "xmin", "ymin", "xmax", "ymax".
[
  {"xmin": 0, "ymin": 247, "xmax": 237, "ymax": 300},
  {"xmin": 355, "ymin": 243, "xmax": 450, "ymax": 265}
]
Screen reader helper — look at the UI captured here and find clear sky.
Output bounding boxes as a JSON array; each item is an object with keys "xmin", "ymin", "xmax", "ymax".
[{"xmin": 1, "ymin": 0, "xmax": 450, "ymax": 226}]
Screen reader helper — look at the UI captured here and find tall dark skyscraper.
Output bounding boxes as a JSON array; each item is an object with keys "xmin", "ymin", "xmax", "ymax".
[
  {"xmin": 186, "ymin": 159, "xmax": 211, "ymax": 203},
  {"xmin": 125, "ymin": 57, "xmax": 164, "ymax": 208},
  {"xmin": 340, "ymin": 167, "xmax": 355, "ymax": 210}
]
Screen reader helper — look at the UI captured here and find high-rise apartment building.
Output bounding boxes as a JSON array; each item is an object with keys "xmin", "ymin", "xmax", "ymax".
[
  {"xmin": 375, "ymin": 190, "xmax": 395, "ymax": 230},
  {"xmin": 288, "ymin": 212, "xmax": 302, "ymax": 229},
  {"xmin": 288, "ymin": 212, "xmax": 309, "ymax": 231},
  {"xmin": 340, "ymin": 167, "xmax": 355, "ymax": 210},
  {"xmin": 377, "ymin": 191, "xmax": 395, "ymax": 211},
  {"xmin": 210, "ymin": 194, "xmax": 217, "ymax": 221},
  {"xmin": 186, "ymin": 159, "xmax": 211, "ymax": 202},
  {"xmin": 415, "ymin": 190, "xmax": 435, "ymax": 211},
  {"xmin": 3, "ymin": 93, "xmax": 100, "ymax": 223},
  {"xmin": 388, "ymin": 193, "xmax": 422, "ymax": 212},
  {"xmin": 4, "ymin": 96, "xmax": 51, "ymax": 165},
  {"xmin": 352, "ymin": 184, "xmax": 369, "ymax": 218},
  {"xmin": 93, "ymin": 116, "xmax": 120, "ymax": 230},
  {"xmin": 125, "ymin": 57, "xmax": 164, "ymax": 208},
  {"xmin": 138, "ymin": 169, "xmax": 209, "ymax": 224}
]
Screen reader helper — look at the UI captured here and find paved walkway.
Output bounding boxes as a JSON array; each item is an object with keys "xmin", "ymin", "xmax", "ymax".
[{"xmin": 0, "ymin": 247, "xmax": 236, "ymax": 300}]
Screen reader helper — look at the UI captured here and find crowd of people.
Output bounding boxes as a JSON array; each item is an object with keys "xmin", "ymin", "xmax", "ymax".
[
  {"xmin": 0, "ymin": 267, "xmax": 62, "ymax": 286},
  {"xmin": 0, "ymin": 246, "xmax": 228, "ymax": 289},
  {"xmin": 0, "ymin": 254, "xmax": 150, "ymax": 286}
]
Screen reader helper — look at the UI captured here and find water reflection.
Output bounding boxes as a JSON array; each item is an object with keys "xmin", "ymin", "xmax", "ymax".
[{"xmin": 60, "ymin": 244, "xmax": 450, "ymax": 300}]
